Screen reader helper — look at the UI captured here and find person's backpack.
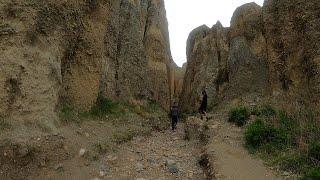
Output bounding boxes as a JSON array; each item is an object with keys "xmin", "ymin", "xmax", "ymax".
[{"xmin": 171, "ymin": 106, "xmax": 178, "ymax": 117}]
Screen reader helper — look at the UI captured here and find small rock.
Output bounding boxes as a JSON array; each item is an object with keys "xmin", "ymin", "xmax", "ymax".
[
  {"xmin": 85, "ymin": 133, "xmax": 90, "ymax": 137},
  {"xmin": 40, "ymin": 161, "xmax": 46, "ymax": 167},
  {"xmin": 136, "ymin": 162, "xmax": 144, "ymax": 172},
  {"xmin": 165, "ymin": 159, "xmax": 176, "ymax": 167},
  {"xmin": 18, "ymin": 146, "xmax": 30, "ymax": 158},
  {"xmin": 169, "ymin": 166, "xmax": 179, "ymax": 174},
  {"xmin": 165, "ymin": 159, "xmax": 179, "ymax": 174},
  {"xmin": 99, "ymin": 170, "xmax": 106, "ymax": 177},
  {"xmin": 54, "ymin": 163, "xmax": 64, "ymax": 171},
  {"xmin": 148, "ymin": 158, "xmax": 157, "ymax": 166},
  {"xmin": 283, "ymin": 171, "xmax": 290, "ymax": 176},
  {"xmin": 79, "ymin": 148, "xmax": 86, "ymax": 157},
  {"xmin": 99, "ymin": 164, "xmax": 109, "ymax": 177}
]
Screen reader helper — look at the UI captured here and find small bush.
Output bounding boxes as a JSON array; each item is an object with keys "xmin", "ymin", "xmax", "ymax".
[
  {"xmin": 279, "ymin": 111, "xmax": 296, "ymax": 131},
  {"xmin": 309, "ymin": 142, "xmax": 320, "ymax": 162},
  {"xmin": 94, "ymin": 142, "xmax": 111, "ymax": 154},
  {"xmin": 0, "ymin": 114, "xmax": 10, "ymax": 130},
  {"xmin": 133, "ymin": 106, "xmax": 150, "ymax": 119},
  {"xmin": 260, "ymin": 105, "xmax": 277, "ymax": 117},
  {"xmin": 90, "ymin": 96, "xmax": 123, "ymax": 117},
  {"xmin": 277, "ymin": 153, "xmax": 308, "ymax": 173},
  {"xmin": 303, "ymin": 167, "xmax": 320, "ymax": 180},
  {"xmin": 251, "ymin": 105, "xmax": 277, "ymax": 117},
  {"xmin": 228, "ymin": 107, "xmax": 250, "ymax": 126},
  {"xmin": 59, "ymin": 104, "xmax": 81, "ymax": 123},
  {"xmin": 112, "ymin": 129, "xmax": 136, "ymax": 144},
  {"xmin": 85, "ymin": 0, "xmax": 99, "ymax": 11},
  {"xmin": 245, "ymin": 119, "xmax": 290, "ymax": 150}
]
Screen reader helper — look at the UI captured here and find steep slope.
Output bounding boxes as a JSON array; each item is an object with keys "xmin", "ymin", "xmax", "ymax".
[
  {"xmin": 0, "ymin": 0, "xmax": 173, "ymax": 135},
  {"xmin": 180, "ymin": 0, "xmax": 320, "ymax": 112}
]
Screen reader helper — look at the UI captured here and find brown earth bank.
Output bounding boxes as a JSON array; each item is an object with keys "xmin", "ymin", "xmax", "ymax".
[
  {"xmin": 0, "ymin": 102, "xmax": 171, "ymax": 180},
  {"xmin": 180, "ymin": 0, "xmax": 320, "ymax": 113},
  {"xmin": 0, "ymin": 0, "xmax": 176, "ymax": 138}
]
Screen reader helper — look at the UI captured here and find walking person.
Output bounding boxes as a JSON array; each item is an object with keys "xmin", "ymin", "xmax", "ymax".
[
  {"xmin": 170, "ymin": 102, "xmax": 179, "ymax": 131},
  {"xmin": 199, "ymin": 90, "xmax": 207, "ymax": 120}
]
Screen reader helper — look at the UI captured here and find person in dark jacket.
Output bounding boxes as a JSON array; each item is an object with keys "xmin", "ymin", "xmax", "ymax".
[
  {"xmin": 199, "ymin": 90, "xmax": 207, "ymax": 120},
  {"xmin": 170, "ymin": 103, "xmax": 179, "ymax": 131}
]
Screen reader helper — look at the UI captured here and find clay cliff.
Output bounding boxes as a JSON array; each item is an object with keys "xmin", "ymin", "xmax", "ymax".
[
  {"xmin": 0, "ymin": 0, "xmax": 173, "ymax": 133},
  {"xmin": 180, "ymin": 0, "xmax": 320, "ymax": 113}
]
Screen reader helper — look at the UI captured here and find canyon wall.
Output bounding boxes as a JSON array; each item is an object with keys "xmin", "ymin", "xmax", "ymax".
[
  {"xmin": 0, "ymin": 0, "xmax": 173, "ymax": 133},
  {"xmin": 180, "ymin": 0, "xmax": 320, "ymax": 112},
  {"xmin": 172, "ymin": 62, "xmax": 186, "ymax": 102}
]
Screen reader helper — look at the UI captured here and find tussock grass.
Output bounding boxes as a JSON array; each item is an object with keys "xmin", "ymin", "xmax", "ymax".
[
  {"xmin": 228, "ymin": 106, "xmax": 250, "ymax": 126},
  {"xmin": 243, "ymin": 105, "xmax": 320, "ymax": 179},
  {"xmin": 0, "ymin": 114, "xmax": 10, "ymax": 131}
]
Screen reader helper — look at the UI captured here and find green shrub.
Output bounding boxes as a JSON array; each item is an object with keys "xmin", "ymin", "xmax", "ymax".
[
  {"xmin": 0, "ymin": 115, "xmax": 10, "ymax": 130},
  {"xmin": 303, "ymin": 167, "xmax": 320, "ymax": 180},
  {"xmin": 260, "ymin": 105, "xmax": 277, "ymax": 117},
  {"xmin": 309, "ymin": 142, "xmax": 320, "ymax": 161},
  {"xmin": 279, "ymin": 111, "xmax": 296, "ymax": 131},
  {"xmin": 301, "ymin": 120, "xmax": 320, "ymax": 144},
  {"xmin": 59, "ymin": 104, "xmax": 80, "ymax": 123},
  {"xmin": 251, "ymin": 105, "xmax": 276, "ymax": 117},
  {"xmin": 277, "ymin": 153, "xmax": 308, "ymax": 173},
  {"xmin": 228, "ymin": 107, "xmax": 250, "ymax": 126},
  {"xmin": 90, "ymin": 96, "xmax": 123, "ymax": 117},
  {"xmin": 245, "ymin": 119, "xmax": 290, "ymax": 150}
]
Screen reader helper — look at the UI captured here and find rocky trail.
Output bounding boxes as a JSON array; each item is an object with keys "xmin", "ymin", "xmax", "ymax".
[
  {"xmin": 93, "ymin": 114, "xmax": 282, "ymax": 180},
  {"xmin": 104, "ymin": 123, "xmax": 206, "ymax": 180},
  {"xmin": 15, "ymin": 114, "xmax": 284, "ymax": 180}
]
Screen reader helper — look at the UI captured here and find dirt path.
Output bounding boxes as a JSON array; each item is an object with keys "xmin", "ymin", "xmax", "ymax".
[
  {"xmin": 23, "ymin": 114, "xmax": 283, "ymax": 180},
  {"xmin": 205, "ymin": 113, "xmax": 283, "ymax": 180},
  {"xmin": 104, "ymin": 123, "xmax": 206, "ymax": 180}
]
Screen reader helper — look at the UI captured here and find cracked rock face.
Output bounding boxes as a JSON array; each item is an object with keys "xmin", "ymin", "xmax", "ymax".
[
  {"xmin": 0, "ymin": 0, "xmax": 173, "ymax": 133},
  {"xmin": 179, "ymin": 23, "xmax": 229, "ymax": 113},
  {"xmin": 263, "ymin": 0, "xmax": 320, "ymax": 105},
  {"xmin": 180, "ymin": 0, "xmax": 320, "ymax": 112}
]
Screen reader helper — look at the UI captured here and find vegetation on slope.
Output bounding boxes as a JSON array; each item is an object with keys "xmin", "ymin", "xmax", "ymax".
[{"xmin": 228, "ymin": 105, "xmax": 320, "ymax": 179}]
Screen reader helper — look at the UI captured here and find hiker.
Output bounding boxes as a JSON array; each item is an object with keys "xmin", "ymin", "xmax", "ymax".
[
  {"xmin": 199, "ymin": 90, "xmax": 207, "ymax": 120},
  {"xmin": 170, "ymin": 102, "xmax": 179, "ymax": 131}
]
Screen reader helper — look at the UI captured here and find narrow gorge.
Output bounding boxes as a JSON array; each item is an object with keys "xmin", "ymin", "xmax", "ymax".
[
  {"xmin": 0, "ymin": 0, "xmax": 319, "ymax": 179},
  {"xmin": 180, "ymin": 0, "xmax": 320, "ymax": 113}
]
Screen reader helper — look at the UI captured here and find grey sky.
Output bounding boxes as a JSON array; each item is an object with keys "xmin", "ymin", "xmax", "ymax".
[{"xmin": 165, "ymin": 0, "xmax": 264, "ymax": 66}]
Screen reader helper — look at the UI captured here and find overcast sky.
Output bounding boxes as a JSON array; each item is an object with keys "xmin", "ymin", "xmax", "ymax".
[{"xmin": 165, "ymin": 0, "xmax": 264, "ymax": 66}]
